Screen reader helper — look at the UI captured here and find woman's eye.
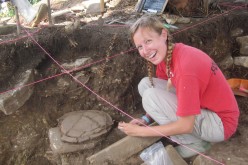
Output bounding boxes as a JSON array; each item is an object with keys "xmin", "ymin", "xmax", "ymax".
[
  {"xmin": 145, "ymin": 40, "xmax": 152, "ymax": 44},
  {"xmin": 137, "ymin": 46, "xmax": 142, "ymax": 51}
]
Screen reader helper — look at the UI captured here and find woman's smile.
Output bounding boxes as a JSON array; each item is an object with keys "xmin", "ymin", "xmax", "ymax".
[{"xmin": 148, "ymin": 52, "xmax": 157, "ymax": 59}]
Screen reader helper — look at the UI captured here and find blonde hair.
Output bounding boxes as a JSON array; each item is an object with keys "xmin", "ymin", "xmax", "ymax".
[
  {"xmin": 130, "ymin": 14, "xmax": 165, "ymax": 40},
  {"xmin": 130, "ymin": 15, "xmax": 174, "ymax": 89}
]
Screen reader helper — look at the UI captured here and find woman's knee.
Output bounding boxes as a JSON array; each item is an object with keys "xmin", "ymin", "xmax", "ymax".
[
  {"xmin": 142, "ymin": 88, "xmax": 164, "ymax": 111},
  {"xmin": 138, "ymin": 77, "xmax": 151, "ymax": 97},
  {"xmin": 142, "ymin": 88, "xmax": 178, "ymax": 124}
]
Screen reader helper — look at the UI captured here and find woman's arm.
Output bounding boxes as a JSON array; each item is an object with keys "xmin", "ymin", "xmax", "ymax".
[{"xmin": 118, "ymin": 115, "xmax": 195, "ymax": 137}]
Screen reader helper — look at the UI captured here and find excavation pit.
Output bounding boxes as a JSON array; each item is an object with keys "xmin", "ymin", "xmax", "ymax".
[{"xmin": 0, "ymin": 9, "xmax": 248, "ymax": 165}]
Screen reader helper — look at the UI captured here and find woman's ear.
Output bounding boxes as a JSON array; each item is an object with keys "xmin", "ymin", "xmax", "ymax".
[{"xmin": 161, "ymin": 29, "xmax": 168, "ymax": 40}]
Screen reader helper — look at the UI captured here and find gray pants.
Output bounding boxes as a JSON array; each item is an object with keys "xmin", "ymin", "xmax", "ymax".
[{"xmin": 138, "ymin": 77, "xmax": 225, "ymax": 145}]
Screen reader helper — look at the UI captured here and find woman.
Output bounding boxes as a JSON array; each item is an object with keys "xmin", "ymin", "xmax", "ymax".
[{"xmin": 118, "ymin": 15, "xmax": 239, "ymax": 158}]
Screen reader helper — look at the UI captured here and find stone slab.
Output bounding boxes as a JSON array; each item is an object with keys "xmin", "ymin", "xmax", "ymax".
[
  {"xmin": 0, "ymin": 69, "xmax": 34, "ymax": 115},
  {"xmin": 87, "ymin": 123, "xmax": 160, "ymax": 164},
  {"xmin": 49, "ymin": 127, "xmax": 98, "ymax": 154}
]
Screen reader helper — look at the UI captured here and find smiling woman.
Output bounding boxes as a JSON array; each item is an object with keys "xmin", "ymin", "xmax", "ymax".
[{"xmin": 119, "ymin": 14, "xmax": 240, "ymax": 161}]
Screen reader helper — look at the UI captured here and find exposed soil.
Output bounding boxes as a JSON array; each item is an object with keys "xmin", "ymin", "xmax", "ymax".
[{"xmin": 0, "ymin": 0, "xmax": 248, "ymax": 165}]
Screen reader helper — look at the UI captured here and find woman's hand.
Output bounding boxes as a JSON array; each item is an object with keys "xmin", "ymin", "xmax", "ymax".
[
  {"xmin": 129, "ymin": 118, "xmax": 146, "ymax": 126},
  {"xmin": 118, "ymin": 122, "xmax": 145, "ymax": 136}
]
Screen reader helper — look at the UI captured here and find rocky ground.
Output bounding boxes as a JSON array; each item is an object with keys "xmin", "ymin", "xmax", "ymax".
[{"xmin": 0, "ymin": 0, "xmax": 248, "ymax": 165}]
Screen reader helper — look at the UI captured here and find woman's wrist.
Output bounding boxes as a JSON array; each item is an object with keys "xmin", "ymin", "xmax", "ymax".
[{"xmin": 141, "ymin": 115, "xmax": 151, "ymax": 124}]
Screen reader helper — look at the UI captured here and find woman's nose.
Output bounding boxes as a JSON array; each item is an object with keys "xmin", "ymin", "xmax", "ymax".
[{"xmin": 141, "ymin": 45, "xmax": 149, "ymax": 55}]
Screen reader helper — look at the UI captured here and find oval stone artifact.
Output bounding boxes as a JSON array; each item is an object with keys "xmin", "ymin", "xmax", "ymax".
[{"xmin": 58, "ymin": 110, "xmax": 113, "ymax": 143}]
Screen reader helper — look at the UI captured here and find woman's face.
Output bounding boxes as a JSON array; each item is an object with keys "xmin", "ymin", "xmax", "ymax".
[{"xmin": 133, "ymin": 27, "xmax": 167, "ymax": 65}]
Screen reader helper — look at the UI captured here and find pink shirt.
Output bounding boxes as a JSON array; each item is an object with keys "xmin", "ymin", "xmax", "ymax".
[{"xmin": 156, "ymin": 43, "xmax": 239, "ymax": 140}]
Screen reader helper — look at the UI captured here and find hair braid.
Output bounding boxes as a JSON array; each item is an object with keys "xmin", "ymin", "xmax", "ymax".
[
  {"xmin": 147, "ymin": 61, "xmax": 154, "ymax": 87},
  {"xmin": 165, "ymin": 34, "xmax": 174, "ymax": 78},
  {"xmin": 165, "ymin": 34, "xmax": 174, "ymax": 91}
]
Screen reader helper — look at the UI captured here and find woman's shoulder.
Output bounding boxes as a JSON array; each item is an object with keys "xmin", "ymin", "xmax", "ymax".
[
  {"xmin": 174, "ymin": 43, "xmax": 201, "ymax": 52},
  {"xmin": 174, "ymin": 43, "xmax": 210, "ymax": 60}
]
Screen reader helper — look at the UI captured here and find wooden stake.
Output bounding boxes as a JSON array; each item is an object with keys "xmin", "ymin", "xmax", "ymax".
[
  {"xmin": 14, "ymin": 6, "xmax": 21, "ymax": 35},
  {"xmin": 47, "ymin": 0, "xmax": 53, "ymax": 25},
  {"xmin": 100, "ymin": 0, "xmax": 104, "ymax": 15}
]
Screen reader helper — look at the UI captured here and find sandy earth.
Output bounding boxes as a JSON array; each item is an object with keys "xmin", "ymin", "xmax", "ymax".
[{"xmin": 0, "ymin": 0, "xmax": 248, "ymax": 164}]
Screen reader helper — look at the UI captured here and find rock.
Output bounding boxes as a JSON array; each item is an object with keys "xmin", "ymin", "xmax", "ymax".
[
  {"xmin": 74, "ymin": 72, "xmax": 90, "ymax": 84},
  {"xmin": 0, "ymin": 69, "xmax": 34, "ymax": 115},
  {"xmin": 107, "ymin": 0, "xmax": 122, "ymax": 9},
  {"xmin": 59, "ymin": 110, "xmax": 112, "ymax": 143},
  {"xmin": 177, "ymin": 16, "xmax": 190, "ymax": 24},
  {"xmin": 234, "ymin": 56, "xmax": 248, "ymax": 68},
  {"xmin": 218, "ymin": 54, "xmax": 233, "ymax": 70},
  {"xmin": 57, "ymin": 78, "xmax": 70, "ymax": 90},
  {"xmin": 231, "ymin": 28, "xmax": 244, "ymax": 37},
  {"xmin": 87, "ymin": 122, "xmax": 160, "ymax": 165},
  {"xmin": 49, "ymin": 110, "xmax": 113, "ymax": 154},
  {"xmin": 61, "ymin": 57, "xmax": 92, "ymax": 72},
  {"xmin": 162, "ymin": 14, "xmax": 190, "ymax": 25},
  {"xmin": 51, "ymin": 9, "xmax": 71, "ymax": 24},
  {"xmin": 82, "ymin": 0, "xmax": 108, "ymax": 15},
  {"xmin": 49, "ymin": 127, "xmax": 97, "ymax": 154},
  {"xmin": 236, "ymin": 36, "xmax": 248, "ymax": 55},
  {"xmin": 64, "ymin": 19, "xmax": 81, "ymax": 34},
  {"xmin": 162, "ymin": 14, "xmax": 178, "ymax": 24}
]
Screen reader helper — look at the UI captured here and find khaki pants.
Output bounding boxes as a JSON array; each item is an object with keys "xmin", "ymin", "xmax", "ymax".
[{"xmin": 138, "ymin": 77, "xmax": 225, "ymax": 145}]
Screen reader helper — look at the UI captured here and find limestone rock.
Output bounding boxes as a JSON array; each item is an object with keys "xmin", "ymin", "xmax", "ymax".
[
  {"xmin": 0, "ymin": 69, "xmax": 34, "ymax": 115},
  {"xmin": 48, "ymin": 127, "xmax": 97, "ymax": 154},
  {"xmin": 49, "ymin": 110, "xmax": 113, "ymax": 154},
  {"xmin": 234, "ymin": 56, "xmax": 248, "ymax": 68},
  {"xmin": 236, "ymin": 36, "xmax": 248, "ymax": 55},
  {"xmin": 218, "ymin": 54, "xmax": 233, "ymax": 70},
  {"xmin": 231, "ymin": 28, "xmax": 244, "ymax": 37},
  {"xmin": 82, "ymin": 0, "xmax": 108, "ymax": 15},
  {"xmin": 61, "ymin": 57, "xmax": 92, "ymax": 72}
]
